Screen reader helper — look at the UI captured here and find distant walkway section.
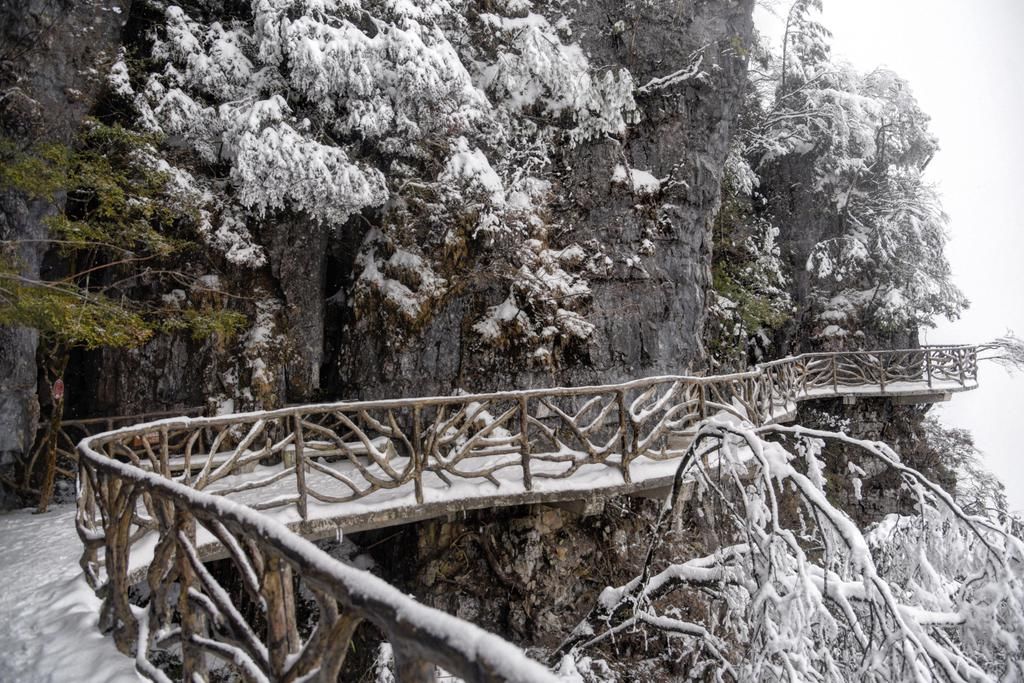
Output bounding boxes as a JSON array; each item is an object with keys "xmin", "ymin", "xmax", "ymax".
[{"xmin": 75, "ymin": 345, "xmax": 978, "ymax": 682}]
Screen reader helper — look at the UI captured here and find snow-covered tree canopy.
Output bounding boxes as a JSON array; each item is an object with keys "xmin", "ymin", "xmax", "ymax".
[
  {"xmin": 717, "ymin": 2, "xmax": 967, "ymax": 349},
  {"xmin": 110, "ymin": 0, "xmax": 638, "ymax": 356}
]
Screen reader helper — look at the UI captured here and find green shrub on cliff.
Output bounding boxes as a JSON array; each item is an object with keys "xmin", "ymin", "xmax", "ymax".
[
  {"xmin": 0, "ymin": 119, "xmax": 245, "ymax": 510},
  {"xmin": 0, "ymin": 120, "xmax": 245, "ymax": 349}
]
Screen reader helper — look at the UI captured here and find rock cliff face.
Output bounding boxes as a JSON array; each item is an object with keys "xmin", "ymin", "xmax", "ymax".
[
  {"xmin": 756, "ymin": 155, "xmax": 921, "ymax": 354},
  {"xmin": 1, "ymin": 0, "xmax": 755, "ymax": 433},
  {"xmin": 795, "ymin": 398, "xmax": 954, "ymax": 526},
  {"xmin": 347, "ymin": 496, "xmax": 700, "ymax": 680},
  {"xmin": 0, "ymin": 0, "xmax": 129, "ymax": 490},
  {"xmin": 370, "ymin": 502, "xmax": 659, "ymax": 649},
  {"xmin": 0, "ymin": 0, "xmax": 757, "ymax": 503},
  {"xmin": 337, "ymin": 0, "xmax": 756, "ymax": 399}
]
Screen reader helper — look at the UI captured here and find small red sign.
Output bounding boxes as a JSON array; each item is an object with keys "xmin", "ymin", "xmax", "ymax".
[{"xmin": 52, "ymin": 378, "xmax": 65, "ymax": 402}]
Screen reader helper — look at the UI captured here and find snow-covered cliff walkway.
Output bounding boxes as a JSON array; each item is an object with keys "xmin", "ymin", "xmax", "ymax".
[{"xmin": 73, "ymin": 346, "xmax": 979, "ymax": 681}]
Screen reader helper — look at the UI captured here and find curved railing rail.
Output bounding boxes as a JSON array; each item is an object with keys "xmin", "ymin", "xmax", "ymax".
[{"xmin": 76, "ymin": 345, "xmax": 978, "ymax": 682}]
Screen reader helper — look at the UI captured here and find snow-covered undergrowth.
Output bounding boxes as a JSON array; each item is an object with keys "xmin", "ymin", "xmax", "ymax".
[{"xmin": 556, "ymin": 418, "xmax": 1024, "ymax": 681}]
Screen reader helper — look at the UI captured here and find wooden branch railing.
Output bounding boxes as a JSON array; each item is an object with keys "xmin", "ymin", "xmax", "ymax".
[
  {"xmin": 75, "ymin": 345, "xmax": 979, "ymax": 682},
  {"xmin": 17, "ymin": 407, "xmax": 204, "ymax": 494},
  {"xmin": 45, "ymin": 407, "xmax": 205, "ymax": 465},
  {"xmin": 76, "ymin": 454, "xmax": 559, "ymax": 683}
]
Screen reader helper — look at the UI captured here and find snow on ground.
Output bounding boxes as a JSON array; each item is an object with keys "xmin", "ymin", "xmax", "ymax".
[{"xmin": 0, "ymin": 505, "xmax": 141, "ymax": 682}]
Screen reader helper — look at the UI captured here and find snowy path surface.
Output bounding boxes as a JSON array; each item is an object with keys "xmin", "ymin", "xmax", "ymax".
[{"xmin": 0, "ymin": 505, "xmax": 142, "ymax": 682}]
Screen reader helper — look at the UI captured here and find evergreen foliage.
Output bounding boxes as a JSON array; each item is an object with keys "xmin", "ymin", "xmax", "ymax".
[
  {"xmin": 107, "ymin": 0, "xmax": 638, "ymax": 353},
  {"xmin": 0, "ymin": 120, "xmax": 246, "ymax": 349},
  {"xmin": 1, "ymin": 119, "xmax": 245, "ymax": 510}
]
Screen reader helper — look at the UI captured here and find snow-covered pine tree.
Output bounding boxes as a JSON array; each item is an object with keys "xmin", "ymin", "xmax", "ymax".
[
  {"xmin": 713, "ymin": 1, "xmax": 966, "ymax": 354},
  {"xmin": 112, "ymin": 0, "xmax": 638, "ymax": 372}
]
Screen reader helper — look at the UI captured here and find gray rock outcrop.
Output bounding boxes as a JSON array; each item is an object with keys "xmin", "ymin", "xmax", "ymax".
[{"xmin": 338, "ymin": 0, "xmax": 756, "ymax": 399}]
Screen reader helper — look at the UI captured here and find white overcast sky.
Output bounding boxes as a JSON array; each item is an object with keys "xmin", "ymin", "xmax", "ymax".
[{"xmin": 756, "ymin": 1, "xmax": 1024, "ymax": 511}]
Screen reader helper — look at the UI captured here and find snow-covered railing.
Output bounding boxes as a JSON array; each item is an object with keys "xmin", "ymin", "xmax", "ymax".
[
  {"xmin": 29, "ymin": 406, "xmax": 205, "ymax": 479},
  {"xmin": 74, "ymin": 453, "xmax": 557, "ymax": 682},
  {"xmin": 75, "ymin": 345, "xmax": 978, "ymax": 681}
]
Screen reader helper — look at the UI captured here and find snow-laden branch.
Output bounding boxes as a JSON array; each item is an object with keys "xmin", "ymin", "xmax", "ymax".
[
  {"xmin": 557, "ymin": 418, "xmax": 1024, "ymax": 681},
  {"xmin": 637, "ymin": 51, "xmax": 709, "ymax": 94},
  {"xmin": 978, "ymin": 333, "xmax": 1024, "ymax": 374}
]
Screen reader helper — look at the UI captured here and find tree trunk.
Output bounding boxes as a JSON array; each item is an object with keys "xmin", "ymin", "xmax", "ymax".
[{"xmin": 36, "ymin": 346, "xmax": 68, "ymax": 513}]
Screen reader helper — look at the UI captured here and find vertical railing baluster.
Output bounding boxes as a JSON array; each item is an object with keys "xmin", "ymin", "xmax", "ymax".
[
  {"xmin": 752, "ymin": 376, "xmax": 765, "ymax": 426},
  {"xmin": 413, "ymin": 405, "xmax": 424, "ymax": 504},
  {"xmin": 763, "ymin": 372, "xmax": 770, "ymax": 411},
  {"xmin": 318, "ymin": 611, "xmax": 363, "ymax": 681},
  {"xmin": 879, "ymin": 354, "xmax": 887, "ymax": 392},
  {"xmin": 784, "ymin": 364, "xmax": 792, "ymax": 405},
  {"xmin": 762, "ymin": 369, "xmax": 770, "ymax": 416},
  {"xmin": 749, "ymin": 376, "xmax": 757, "ymax": 423},
  {"xmin": 519, "ymin": 396, "xmax": 532, "ymax": 491},
  {"xmin": 283, "ymin": 562, "xmax": 300, "ymax": 654},
  {"xmin": 183, "ymin": 431, "xmax": 195, "ymax": 487},
  {"xmin": 264, "ymin": 554, "xmax": 300, "ymax": 678},
  {"xmin": 104, "ymin": 479, "xmax": 140, "ymax": 654},
  {"xmin": 617, "ymin": 390, "xmax": 631, "ymax": 484},
  {"xmin": 832, "ymin": 356, "xmax": 839, "ymax": 393},
  {"xmin": 293, "ymin": 414, "xmax": 308, "ymax": 520},
  {"xmin": 159, "ymin": 425, "xmax": 169, "ymax": 478},
  {"xmin": 775, "ymin": 367, "xmax": 783, "ymax": 415},
  {"xmin": 958, "ymin": 347, "xmax": 967, "ymax": 386},
  {"xmin": 925, "ymin": 349, "xmax": 933, "ymax": 388},
  {"xmin": 177, "ymin": 509, "xmax": 208, "ymax": 679},
  {"xmin": 76, "ymin": 459, "xmax": 100, "ymax": 586}
]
